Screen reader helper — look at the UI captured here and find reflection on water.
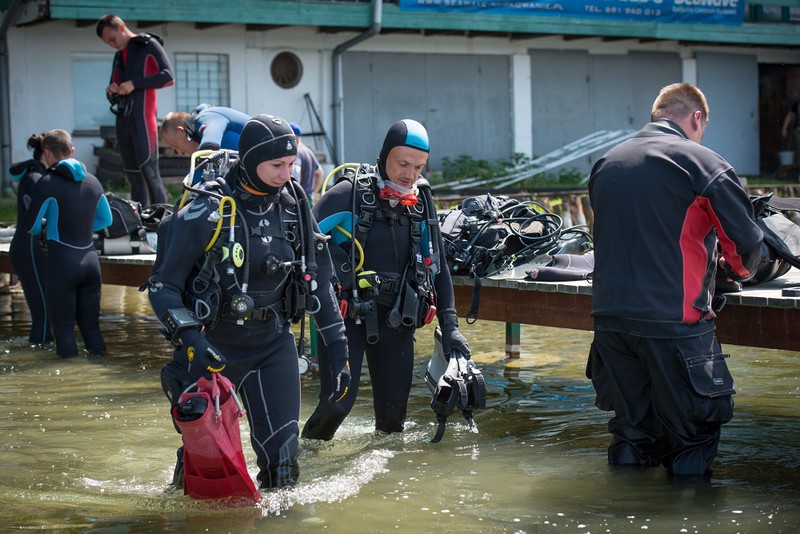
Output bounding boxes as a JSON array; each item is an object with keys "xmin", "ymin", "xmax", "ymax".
[{"xmin": 1, "ymin": 284, "xmax": 799, "ymax": 532}]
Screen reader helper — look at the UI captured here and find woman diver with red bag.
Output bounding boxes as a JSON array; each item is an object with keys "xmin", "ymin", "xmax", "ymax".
[{"xmin": 147, "ymin": 115, "xmax": 350, "ymax": 496}]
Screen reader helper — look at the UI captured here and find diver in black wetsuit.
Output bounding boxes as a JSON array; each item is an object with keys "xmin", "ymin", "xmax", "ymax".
[
  {"xmin": 147, "ymin": 114, "xmax": 350, "ymax": 489},
  {"xmin": 302, "ymin": 119, "xmax": 470, "ymax": 440},
  {"xmin": 24, "ymin": 130, "xmax": 113, "ymax": 357},
  {"xmin": 8, "ymin": 134, "xmax": 51, "ymax": 344},
  {"xmin": 97, "ymin": 14, "xmax": 174, "ymax": 207}
]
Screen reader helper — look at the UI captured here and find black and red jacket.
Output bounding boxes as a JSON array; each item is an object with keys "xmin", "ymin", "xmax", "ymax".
[
  {"xmin": 588, "ymin": 119, "xmax": 763, "ymax": 336},
  {"xmin": 108, "ymin": 33, "xmax": 173, "ymax": 124}
]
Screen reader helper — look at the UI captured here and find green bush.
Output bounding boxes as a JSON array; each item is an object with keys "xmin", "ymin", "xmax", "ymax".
[
  {"xmin": 0, "ymin": 194, "xmax": 14, "ymax": 225},
  {"xmin": 435, "ymin": 153, "xmax": 585, "ymax": 190}
]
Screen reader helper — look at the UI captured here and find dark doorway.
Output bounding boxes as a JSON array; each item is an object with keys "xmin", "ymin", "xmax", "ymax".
[{"xmin": 759, "ymin": 63, "xmax": 800, "ymax": 175}]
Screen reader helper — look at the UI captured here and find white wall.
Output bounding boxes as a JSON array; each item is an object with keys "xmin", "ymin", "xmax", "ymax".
[{"xmin": 6, "ymin": 20, "xmax": 799, "ymax": 174}]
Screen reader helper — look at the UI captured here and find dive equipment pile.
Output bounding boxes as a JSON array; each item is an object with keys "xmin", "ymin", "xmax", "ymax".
[
  {"xmin": 748, "ymin": 193, "xmax": 800, "ymax": 285},
  {"xmin": 439, "ymin": 193, "xmax": 593, "ymax": 322}
]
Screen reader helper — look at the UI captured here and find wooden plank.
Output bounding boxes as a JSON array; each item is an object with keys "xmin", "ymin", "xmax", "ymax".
[
  {"xmin": 97, "ymin": 256, "xmax": 154, "ymax": 288},
  {"xmin": 3, "ymin": 244, "xmax": 800, "ymax": 351},
  {"xmin": 452, "ymin": 273, "xmax": 800, "ymax": 352}
]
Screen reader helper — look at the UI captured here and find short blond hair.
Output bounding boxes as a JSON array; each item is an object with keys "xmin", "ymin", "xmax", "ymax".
[
  {"xmin": 161, "ymin": 111, "xmax": 190, "ymax": 138},
  {"xmin": 42, "ymin": 129, "xmax": 73, "ymax": 159},
  {"xmin": 651, "ymin": 83, "xmax": 709, "ymax": 125}
]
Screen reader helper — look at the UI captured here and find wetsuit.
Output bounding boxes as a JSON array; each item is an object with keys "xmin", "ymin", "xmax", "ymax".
[
  {"xmin": 189, "ymin": 104, "xmax": 250, "ymax": 151},
  {"xmin": 302, "ymin": 171, "xmax": 457, "ymax": 438},
  {"xmin": 108, "ymin": 33, "xmax": 174, "ymax": 206},
  {"xmin": 24, "ymin": 159, "xmax": 113, "ymax": 357},
  {"xmin": 187, "ymin": 104, "xmax": 250, "ymax": 183},
  {"xmin": 8, "ymin": 158, "xmax": 51, "ymax": 343},
  {"xmin": 148, "ymin": 169, "xmax": 348, "ymax": 488},
  {"xmin": 588, "ymin": 118, "xmax": 763, "ymax": 475}
]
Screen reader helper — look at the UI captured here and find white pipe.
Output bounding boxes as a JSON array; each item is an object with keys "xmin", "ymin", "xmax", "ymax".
[{"xmin": 332, "ymin": 0, "xmax": 382, "ymax": 166}]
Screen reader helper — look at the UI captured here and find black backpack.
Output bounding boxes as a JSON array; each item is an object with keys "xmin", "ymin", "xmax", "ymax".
[{"xmin": 102, "ymin": 192, "xmax": 143, "ymax": 239}]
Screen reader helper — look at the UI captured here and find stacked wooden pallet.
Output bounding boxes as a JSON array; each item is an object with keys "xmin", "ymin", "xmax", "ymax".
[{"xmin": 93, "ymin": 125, "xmax": 189, "ymax": 191}]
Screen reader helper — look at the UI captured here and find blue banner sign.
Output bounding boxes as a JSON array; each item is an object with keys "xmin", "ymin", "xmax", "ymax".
[{"xmin": 398, "ymin": 0, "xmax": 745, "ymax": 26}]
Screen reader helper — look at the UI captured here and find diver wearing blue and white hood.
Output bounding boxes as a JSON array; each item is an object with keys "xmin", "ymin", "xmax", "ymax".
[{"xmin": 303, "ymin": 119, "xmax": 470, "ymax": 440}]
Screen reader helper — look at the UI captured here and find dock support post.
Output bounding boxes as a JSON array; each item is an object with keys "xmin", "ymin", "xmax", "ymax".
[{"xmin": 505, "ymin": 322, "xmax": 521, "ymax": 358}]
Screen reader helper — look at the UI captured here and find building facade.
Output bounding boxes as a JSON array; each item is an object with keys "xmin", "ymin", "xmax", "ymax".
[{"xmin": 1, "ymin": 0, "xmax": 798, "ymax": 189}]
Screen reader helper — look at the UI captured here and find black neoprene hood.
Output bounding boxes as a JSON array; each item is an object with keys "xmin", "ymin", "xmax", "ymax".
[{"xmin": 238, "ymin": 114, "xmax": 297, "ymax": 194}]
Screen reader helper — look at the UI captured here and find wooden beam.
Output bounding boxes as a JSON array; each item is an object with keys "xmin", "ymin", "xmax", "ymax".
[
  {"xmin": 135, "ymin": 21, "xmax": 165, "ymax": 29},
  {"xmin": 43, "ymin": 0, "xmax": 800, "ymax": 47},
  {"xmin": 3, "ymin": 245, "xmax": 800, "ymax": 351},
  {"xmin": 195, "ymin": 22, "xmax": 226, "ymax": 30},
  {"xmin": 451, "ymin": 275, "xmax": 800, "ymax": 353},
  {"xmin": 245, "ymin": 24, "xmax": 287, "ymax": 32}
]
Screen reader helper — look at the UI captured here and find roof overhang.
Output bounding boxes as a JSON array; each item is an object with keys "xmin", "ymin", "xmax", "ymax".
[{"xmin": 4, "ymin": 0, "xmax": 800, "ymax": 48}]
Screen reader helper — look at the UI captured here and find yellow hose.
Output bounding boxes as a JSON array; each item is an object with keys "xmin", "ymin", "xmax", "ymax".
[
  {"xmin": 334, "ymin": 224, "xmax": 365, "ymax": 272},
  {"xmin": 206, "ymin": 196, "xmax": 236, "ymax": 252},
  {"xmin": 321, "ymin": 163, "xmax": 361, "ymax": 195}
]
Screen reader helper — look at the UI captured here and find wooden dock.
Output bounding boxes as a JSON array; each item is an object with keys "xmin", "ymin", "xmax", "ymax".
[{"xmin": 2, "ymin": 243, "xmax": 799, "ymax": 354}]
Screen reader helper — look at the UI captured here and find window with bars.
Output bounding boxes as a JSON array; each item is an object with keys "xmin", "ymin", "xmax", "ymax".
[{"xmin": 174, "ymin": 53, "xmax": 230, "ymax": 111}]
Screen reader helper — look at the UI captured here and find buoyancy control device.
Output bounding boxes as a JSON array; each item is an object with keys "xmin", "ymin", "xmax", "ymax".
[
  {"xmin": 146, "ymin": 149, "xmax": 321, "ymax": 370},
  {"xmin": 320, "ymin": 163, "xmax": 442, "ymax": 342}
]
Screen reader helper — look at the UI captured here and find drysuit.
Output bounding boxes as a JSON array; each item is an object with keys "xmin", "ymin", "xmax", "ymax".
[
  {"xmin": 148, "ymin": 114, "xmax": 349, "ymax": 488},
  {"xmin": 302, "ymin": 171, "xmax": 462, "ymax": 439},
  {"xmin": 588, "ymin": 118, "xmax": 764, "ymax": 475}
]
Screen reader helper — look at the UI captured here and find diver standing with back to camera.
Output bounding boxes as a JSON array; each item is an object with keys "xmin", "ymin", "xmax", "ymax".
[
  {"xmin": 147, "ymin": 114, "xmax": 350, "ymax": 489},
  {"xmin": 8, "ymin": 134, "xmax": 51, "ymax": 345}
]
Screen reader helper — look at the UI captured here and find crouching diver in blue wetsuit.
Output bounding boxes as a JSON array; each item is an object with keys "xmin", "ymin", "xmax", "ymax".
[
  {"xmin": 24, "ymin": 129, "xmax": 113, "ymax": 357},
  {"xmin": 302, "ymin": 119, "xmax": 471, "ymax": 440},
  {"xmin": 161, "ymin": 104, "xmax": 251, "ymax": 185},
  {"xmin": 147, "ymin": 114, "xmax": 350, "ymax": 490}
]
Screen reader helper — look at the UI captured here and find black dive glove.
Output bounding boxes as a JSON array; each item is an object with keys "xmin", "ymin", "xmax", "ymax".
[
  {"xmin": 327, "ymin": 339, "xmax": 351, "ymax": 414},
  {"xmin": 175, "ymin": 328, "xmax": 228, "ymax": 381},
  {"xmin": 438, "ymin": 308, "xmax": 471, "ymax": 360}
]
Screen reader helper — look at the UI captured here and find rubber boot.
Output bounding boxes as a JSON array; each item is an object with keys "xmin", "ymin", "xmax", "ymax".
[
  {"xmin": 301, "ymin": 402, "xmax": 347, "ymax": 441},
  {"xmin": 172, "ymin": 446, "xmax": 184, "ymax": 490}
]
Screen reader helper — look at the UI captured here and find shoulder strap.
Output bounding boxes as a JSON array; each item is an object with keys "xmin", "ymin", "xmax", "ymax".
[{"xmin": 353, "ymin": 173, "xmax": 378, "ymax": 250}]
